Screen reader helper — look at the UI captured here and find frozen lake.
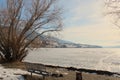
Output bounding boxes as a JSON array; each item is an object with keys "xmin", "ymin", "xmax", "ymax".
[{"xmin": 24, "ymin": 48, "xmax": 120, "ymax": 73}]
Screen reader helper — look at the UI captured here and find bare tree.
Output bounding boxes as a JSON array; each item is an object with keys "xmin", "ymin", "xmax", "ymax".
[
  {"xmin": 105, "ymin": 0, "xmax": 120, "ymax": 27},
  {"xmin": 0, "ymin": 0, "xmax": 62, "ymax": 62}
]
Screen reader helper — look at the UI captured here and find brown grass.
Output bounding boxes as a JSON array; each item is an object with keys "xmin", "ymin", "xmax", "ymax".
[
  {"xmin": 23, "ymin": 74, "xmax": 43, "ymax": 80},
  {"xmin": 1, "ymin": 61, "xmax": 26, "ymax": 70}
]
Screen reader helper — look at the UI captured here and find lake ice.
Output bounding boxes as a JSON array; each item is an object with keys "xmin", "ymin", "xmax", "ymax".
[{"xmin": 24, "ymin": 48, "xmax": 120, "ymax": 73}]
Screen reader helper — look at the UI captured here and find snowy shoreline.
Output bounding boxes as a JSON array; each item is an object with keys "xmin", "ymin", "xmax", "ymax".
[
  {"xmin": 39, "ymin": 63, "xmax": 120, "ymax": 78},
  {"xmin": 24, "ymin": 62, "xmax": 120, "ymax": 77},
  {"xmin": 0, "ymin": 65, "xmax": 28, "ymax": 80}
]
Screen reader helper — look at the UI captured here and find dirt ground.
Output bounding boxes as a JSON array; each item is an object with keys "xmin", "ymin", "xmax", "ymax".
[
  {"xmin": 25, "ymin": 66, "xmax": 120, "ymax": 80},
  {"xmin": 2, "ymin": 62, "xmax": 120, "ymax": 80}
]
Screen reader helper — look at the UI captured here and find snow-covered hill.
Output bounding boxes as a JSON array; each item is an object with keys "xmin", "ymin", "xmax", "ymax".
[
  {"xmin": 39, "ymin": 35, "xmax": 102, "ymax": 48},
  {"xmin": 25, "ymin": 30, "xmax": 102, "ymax": 48}
]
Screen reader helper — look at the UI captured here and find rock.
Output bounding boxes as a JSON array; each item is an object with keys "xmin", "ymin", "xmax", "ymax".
[
  {"xmin": 51, "ymin": 73, "xmax": 63, "ymax": 77},
  {"xmin": 0, "ymin": 77, "xmax": 3, "ymax": 80},
  {"xmin": 59, "ymin": 74, "xmax": 63, "ymax": 77}
]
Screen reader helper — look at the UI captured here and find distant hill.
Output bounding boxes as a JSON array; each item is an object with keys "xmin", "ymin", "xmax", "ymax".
[
  {"xmin": 38, "ymin": 35, "xmax": 102, "ymax": 48},
  {"xmin": 25, "ymin": 30, "xmax": 102, "ymax": 48}
]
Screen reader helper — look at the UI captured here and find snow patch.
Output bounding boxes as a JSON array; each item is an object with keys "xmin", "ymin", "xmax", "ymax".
[{"xmin": 0, "ymin": 65, "xmax": 28, "ymax": 80}]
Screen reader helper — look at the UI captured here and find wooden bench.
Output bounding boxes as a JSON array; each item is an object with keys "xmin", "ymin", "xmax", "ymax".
[{"xmin": 25, "ymin": 62, "xmax": 49, "ymax": 80}]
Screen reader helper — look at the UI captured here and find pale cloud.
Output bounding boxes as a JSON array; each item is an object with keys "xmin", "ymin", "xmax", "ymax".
[
  {"xmin": 61, "ymin": 18, "xmax": 120, "ymax": 46},
  {"xmin": 59, "ymin": 0, "xmax": 120, "ymax": 46},
  {"xmin": 64, "ymin": 0, "xmax": 104, "ymax": 26}
]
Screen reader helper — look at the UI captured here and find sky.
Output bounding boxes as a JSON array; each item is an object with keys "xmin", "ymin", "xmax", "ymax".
[
  {"xmin": 0, "ymin": 0, "xmax": 120, "ymax": 47},
  {"xmin": 57, "ymin": 0, "xmax": 120, "ymax": 47}
]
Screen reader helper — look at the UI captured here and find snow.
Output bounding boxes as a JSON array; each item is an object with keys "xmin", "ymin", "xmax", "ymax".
[{"xmin": 0, "ymin": 65, "xmax": 28, "ymax": 80}]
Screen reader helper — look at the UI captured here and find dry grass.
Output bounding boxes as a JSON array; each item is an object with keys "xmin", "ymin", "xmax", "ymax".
[
  {"xmin": 23, "ymin": 74, "xmax": 43, "ymax": 80},
  {"xmin": 1, "ymin": 61, "xmax": 26, "ymax": 70},
  {"xmin": 82, "ymin": 73, "xmax": 120, "ymax": 80}
]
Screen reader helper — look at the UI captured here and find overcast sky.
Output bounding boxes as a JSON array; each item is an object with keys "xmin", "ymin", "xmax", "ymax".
[
  {"xmin": 58, "ymin": 0, "xmax": 120, "ymax": 47},
  {"xmin": 0, "ymin": 0, "xmax": 120, "ymax": 47}
]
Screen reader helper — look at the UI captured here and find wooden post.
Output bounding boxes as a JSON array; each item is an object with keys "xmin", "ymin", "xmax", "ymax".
[
  {"xmin": 76, "ymin": 72, "xmax": 82, "ymax": 80},
  {"xmin": 43, "ymin": 76, "xmax": 45, "ymax": 80},
  {"xmin": 30, "ymin": 72, "xmax": 32, "ymax": 78}
]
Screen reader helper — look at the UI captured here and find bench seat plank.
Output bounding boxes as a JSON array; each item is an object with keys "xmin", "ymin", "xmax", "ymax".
[{"xmin": 25, "ymin": 62, "xmax": 49, "ymax": 79}]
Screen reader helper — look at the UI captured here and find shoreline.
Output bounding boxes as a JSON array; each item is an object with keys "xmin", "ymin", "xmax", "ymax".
[{"xmin": 36, "ymin": 63, "xmax": 120, "ymax": 77}]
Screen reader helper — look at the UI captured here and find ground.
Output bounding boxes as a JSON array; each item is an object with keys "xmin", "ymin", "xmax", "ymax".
[{"xmin": 1, "ymin": 62, "xmax": 120, "ymax": 80}]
